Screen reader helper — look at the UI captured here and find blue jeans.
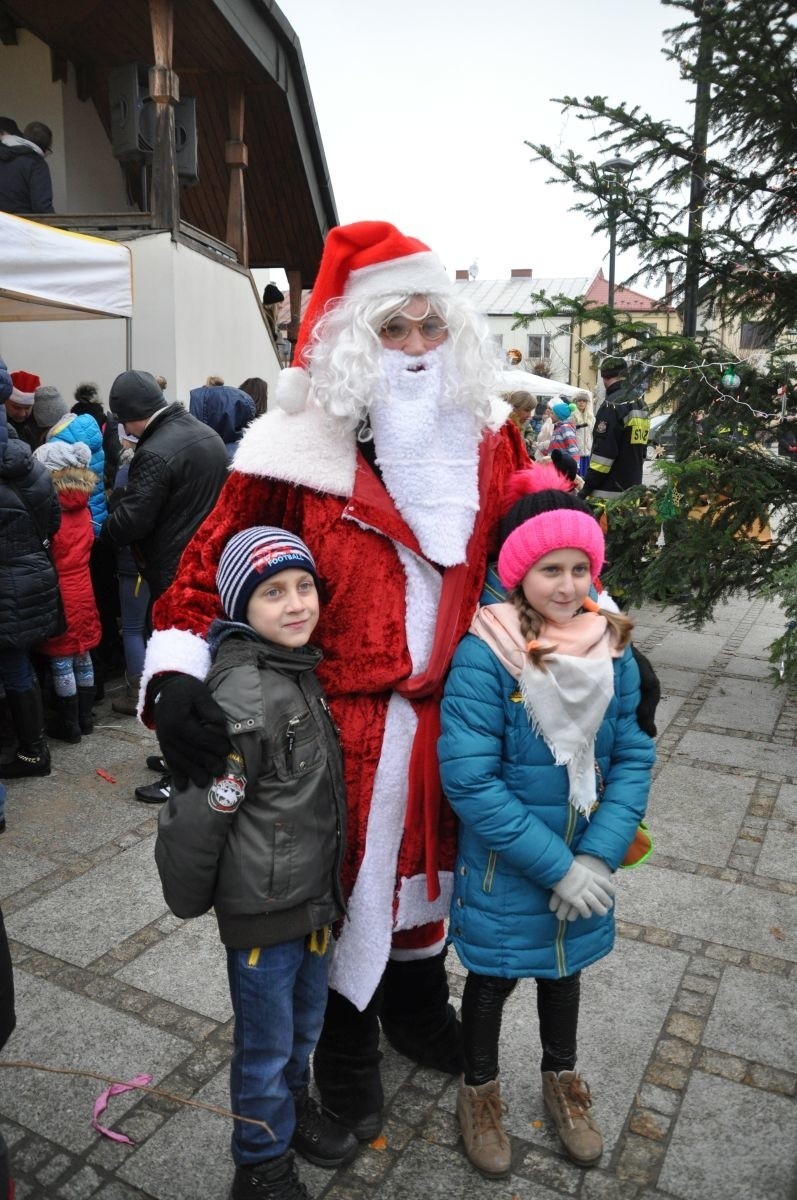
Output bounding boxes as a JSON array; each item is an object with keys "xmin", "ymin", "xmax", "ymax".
[
  {"xmin": 226, "ymin": 938, "xmax": 330, "ymax": 1166},
  {"xmin": 119, "ymin": 573, "xmax": 150, "ymax": 679},
  {"xmin": 0, "ymin": 646, "xmax": 34, "ymax": 692}
]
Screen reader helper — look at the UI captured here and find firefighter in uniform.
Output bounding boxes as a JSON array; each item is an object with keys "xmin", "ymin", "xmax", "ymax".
[{"xmin": 580, "ymin": 358, "xmax": 650, "ymax": 499}]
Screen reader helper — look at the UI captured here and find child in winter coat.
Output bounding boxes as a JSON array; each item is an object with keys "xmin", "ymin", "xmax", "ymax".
[
  {"xmin": 572, "ymin": 391, "xmax": 595, "ymax": 479},
  {"xmin": 439, "ymin": 473, "xmax": 654, "ymax": 1179},
  {"xmin": 33, "ymin": 441, "xmax": 101, "ymax": 743},
  {"xmin": 155, "ymin": 526, "xmax": 357, "ymax": 1200},
  {"xmin": 547, "ymin": 400, "xmax": 580, "ymax": 459}
]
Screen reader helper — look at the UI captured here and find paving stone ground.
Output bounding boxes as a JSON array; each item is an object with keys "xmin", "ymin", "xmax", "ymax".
[{"xmin": 1, "ymin": 592, "xmax": 795, "ymax": 1200}]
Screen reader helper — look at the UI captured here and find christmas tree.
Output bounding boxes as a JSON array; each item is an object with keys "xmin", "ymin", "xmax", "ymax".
[{"xmin": 525, "ymin": 0, "xmax": 797, "ymax": 683}]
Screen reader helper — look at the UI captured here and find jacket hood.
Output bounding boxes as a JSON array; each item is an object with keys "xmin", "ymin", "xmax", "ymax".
[
  {"xmin": 0, "ymin": 136, "xmax": 42, "ymax": 160},
  {"xmin": 50, "ymin": 464, "xmax": 97, "ymax": 505},
  {"xmin": 189, "ymin": 386, "xmax": 255, "ymax": 445},
  {"xmin": 0, "ymin": 435, "xmax": 35, "ymax": 482},
  {"xmin": 207, "ymin": 619, "xmax": 322, "ymax": 673}
]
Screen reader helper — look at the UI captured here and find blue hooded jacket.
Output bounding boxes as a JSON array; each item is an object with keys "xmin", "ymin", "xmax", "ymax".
[
  {"xmin": 189, "ymin": 386, "xmax": 255, "ymax": 459},
  {"xmin": 47, "ymin": 412, "xmax": 108, "ymax": 534}
]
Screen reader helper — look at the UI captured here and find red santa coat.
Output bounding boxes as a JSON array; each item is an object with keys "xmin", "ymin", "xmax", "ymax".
[
  {"xmin": 39, "ymin": 465, "xmax": 101, "ymax": 658},
  {"xmin": 145, "ymin": 402, "xmax": 526, "ymax": 1004}
]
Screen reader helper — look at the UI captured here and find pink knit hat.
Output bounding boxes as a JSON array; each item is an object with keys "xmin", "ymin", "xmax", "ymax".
[{"xmin": 498, "ymin": 507, "xmax": 605, "ymax": 589}]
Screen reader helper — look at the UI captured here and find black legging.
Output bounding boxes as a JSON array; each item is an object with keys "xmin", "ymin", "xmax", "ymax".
[{"xmin": 461, "ymin": 970, "xmax": 581, "ymax": 1085}]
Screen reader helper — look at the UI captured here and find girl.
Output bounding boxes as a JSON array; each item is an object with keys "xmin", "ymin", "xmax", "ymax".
[
  {"xmin": 34, "ymin": 441, "xmax": 101, "ymax": 743},
  {"xmin": 572, "ymin": 391, "xmax": 595, "ymax": 479},
  {"xmin": 439, "ymin": 469, "xmax": 654, "ymax": 1178}
]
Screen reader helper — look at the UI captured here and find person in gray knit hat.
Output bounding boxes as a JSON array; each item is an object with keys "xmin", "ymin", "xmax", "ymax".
[{"xmin": 32, "ymin": 385, "xmax": 68, "ymax": 431}]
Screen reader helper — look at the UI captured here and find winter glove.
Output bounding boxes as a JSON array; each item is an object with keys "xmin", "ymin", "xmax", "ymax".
[
  {"xmin": 631, "ymin": 646, "xmax": 661, "ymax": 737},
  {"xmin": 549, "ymin": 858, "xmax": 616, "ymax": 922},
  {"xmin": 153, "ymin": 674, "xmax": 231, "ymax": 790}
]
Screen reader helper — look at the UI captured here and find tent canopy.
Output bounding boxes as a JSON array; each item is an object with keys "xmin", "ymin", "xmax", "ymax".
[
  {"xmin": 499, "ymin": 370, "xmax": 584, "ymax": 398},
  {"xmin": 0, "ymin": 212, "xmax": 133, "ymax": 321}
]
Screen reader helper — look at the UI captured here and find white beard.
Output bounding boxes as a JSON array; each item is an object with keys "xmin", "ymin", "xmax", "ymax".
[{"xmin": 368, "ymin": 345, "xmax": 481, "ymax": 566}]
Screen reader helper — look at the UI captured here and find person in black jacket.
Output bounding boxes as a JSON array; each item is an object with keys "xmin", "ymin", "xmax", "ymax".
[
  {"xmin": 101, "ymin": 370, "xmax": 228, "ymax": 802},
  {"xmin": 0, "ymin": 903, "xmax": 16, "ymax": 1197},
  {"xmin": 0, "ymin": 125, "xmax": 54, "ymax": 215},
  {"xmin": 580, "ymin": 359, "xmax": 650, "ymax": 500},
  {"xmin": 0, "ymin": 382, "xmax": 62, "ymax": 780}
]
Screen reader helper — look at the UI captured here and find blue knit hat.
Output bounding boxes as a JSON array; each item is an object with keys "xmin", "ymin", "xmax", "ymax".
[
  {"xmin": 551, "ymin": 401, "xmax": 572, "ymax": 421},
  {"xmin": 216, "ymin": 526, "xmax": 318, "ymax": 622}
]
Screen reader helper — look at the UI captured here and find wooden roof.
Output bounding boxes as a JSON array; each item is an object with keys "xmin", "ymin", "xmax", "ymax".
[{"xmin": 0, "ymin": 0, "xmax": 338, "ymax": 282}]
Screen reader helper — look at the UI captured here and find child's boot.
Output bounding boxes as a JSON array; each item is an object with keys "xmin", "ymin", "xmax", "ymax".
[
  {"xmin": 77, "ymin": 686, "xmax": 95, "ymax": 734},
  {"xmin": 291, "ymin": 1087, "xmax": 358, "ymax": 1168},
  {"xmin": 46, "ymin": 695, "xmax": 82, "ymax": 744},
  {"xmin": 229, "ymin": 1150, "xmax": 310, "ymax": 1199},
  {"xmin": 541, "ymin": 1069, "xmax": 602, "ymax": 1166},
  {"xmin": 456, "ymin": 1077, "xmax": 511, "ymax": 1178}
]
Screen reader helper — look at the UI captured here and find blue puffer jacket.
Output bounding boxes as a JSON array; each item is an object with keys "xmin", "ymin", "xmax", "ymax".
[
  {"xmin": 47, "ymin": 413, "xmax": 108, "ymax": 534},
  {"xmin": 439, "ymin": 634, "xmax": 654, "ymax": 980}
]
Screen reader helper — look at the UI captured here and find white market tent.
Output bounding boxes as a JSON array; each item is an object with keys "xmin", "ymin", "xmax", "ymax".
[
  {"xmin": 0, "ymin": 211, "xmax": 133, "ymax": 322},
  {"xmin": 499, "ymin": 369, "xmax": 584, "ymax": 398}
]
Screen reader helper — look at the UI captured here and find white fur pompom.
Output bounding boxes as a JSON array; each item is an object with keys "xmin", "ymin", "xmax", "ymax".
[{"xmin": 276, "ymin": 367, "xmax": 311, "ymax": 413}]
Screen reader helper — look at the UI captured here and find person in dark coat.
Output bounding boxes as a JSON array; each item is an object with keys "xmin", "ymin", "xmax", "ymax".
[
  {"xmin": 0, "ymin": 902, "xmax": 16, "ymax": 1196},
  {"xmin": 5, "ymin": 370, "xmax": 40, "ymax": 449},
  {"xmin": 0, "ymin": 381, "xmax": 62, "ymax": 780},
  {"xmin": 0, "ymin": 125, "xmax": 54, "ymax": 214},
  {"xmin": 189, "ymin": 379, "xmax": 256, "ymax": 459},
  {"xmin": 72, "ymin": 381, "xmax": 121, "ymax": 490},
  {"xmin": 34, "ymin": 441, "xmax": 102, "ymax": 743},
  {"xmin": 101, "ymin": 369, "xmax": 229, "ymax": 804}
]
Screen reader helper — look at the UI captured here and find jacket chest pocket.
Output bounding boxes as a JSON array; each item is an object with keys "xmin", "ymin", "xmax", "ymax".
[{"xmin": 273, "ymin": 711, "xmax": 324, "ymax": 780}]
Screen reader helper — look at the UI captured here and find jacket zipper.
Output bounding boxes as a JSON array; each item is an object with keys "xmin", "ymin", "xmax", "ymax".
[
  {"xmin": 285, "ymin": 715, "xmax": 301, "ymax": 772},
  {"xmin": 556, "ymin": 803, "xmax": 579, "ymax": 977},
  {"xmin": 482, "ymin": 850, "xmax": 497, "ymax": 893}
]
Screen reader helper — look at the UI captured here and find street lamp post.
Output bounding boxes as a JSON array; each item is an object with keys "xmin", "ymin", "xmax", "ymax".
[{"xmin": 601, "ymin": 157, "xmax": 634, "ymax": 355}]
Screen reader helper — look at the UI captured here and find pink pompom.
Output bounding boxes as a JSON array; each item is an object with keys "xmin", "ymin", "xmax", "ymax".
[
  {"xmin": 276, "ymin": 367, "xmax": 311, "ymax": 413},
  {"xmin": 500, "ymin": 463, "xmax": 573, "ymax": 516}
]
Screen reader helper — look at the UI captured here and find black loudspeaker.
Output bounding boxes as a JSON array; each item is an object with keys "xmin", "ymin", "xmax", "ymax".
[
  {"xmin": 108, "ymin": 63, "xmax": 149, "ymax": 161},
  {"xmin": 109, "ymin": 62, "xmax": 198, "ymax": 185}
]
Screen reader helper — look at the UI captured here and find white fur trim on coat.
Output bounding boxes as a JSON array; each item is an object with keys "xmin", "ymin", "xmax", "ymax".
[
  {"xmin": 138, "ymin": 627, "xmax": 212, "ymax": 720},
  {"xmin": 233, "ymin": 405, "xmax": 358, "ymax": 497}
]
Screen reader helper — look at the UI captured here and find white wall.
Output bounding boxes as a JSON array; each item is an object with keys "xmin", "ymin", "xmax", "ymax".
[
  {"xmin": 0, "ymin": 234, "xmax": 280, "ymax": 408},
  {"xmin": 0, "ymin": 28, "xmax": 133, "ymax": 213},
  {"xmin": 486, "ymin": 315, "xmax": 573, "ymax": 383}
]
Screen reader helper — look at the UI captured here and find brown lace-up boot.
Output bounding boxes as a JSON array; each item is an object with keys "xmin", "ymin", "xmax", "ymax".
[
  {"xmin": 456, "ymin": 1077, "xmax": 511, "ymax": 1178},
  {"xmin": 541, "ymin": 1069, "xmax": 603, "ymax": 1167}
]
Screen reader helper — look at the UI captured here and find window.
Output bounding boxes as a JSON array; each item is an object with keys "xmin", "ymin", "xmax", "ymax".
[
  {"xmin": 527, "ymin": 334, "xmax": 551, "ymax": 359},
  {"xmin": 740, "ymin": 322, "xmax": 774, "ymax": 350}
]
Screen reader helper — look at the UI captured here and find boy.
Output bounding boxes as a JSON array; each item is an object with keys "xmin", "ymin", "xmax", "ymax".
[{"xmin": 155, "ymin": 526, "xmax": 356, "ymax": 1200}]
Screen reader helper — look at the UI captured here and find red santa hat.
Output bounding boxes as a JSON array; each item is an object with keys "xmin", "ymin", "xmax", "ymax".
[
  {"xmin": 9, "ymin": 369, "xmax": 41, "ymax": 407},
  {"xmin": 277, "ymin": 220, "xmax": 451, "ymax": 414}
]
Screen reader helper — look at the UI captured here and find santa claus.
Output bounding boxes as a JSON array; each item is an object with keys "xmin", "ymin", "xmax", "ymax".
[{"xmin": 141, "ymin": 221, "xmax": 533, "ymax": 1141}]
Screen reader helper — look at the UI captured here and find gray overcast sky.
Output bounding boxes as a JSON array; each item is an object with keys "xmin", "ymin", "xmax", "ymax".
[{"xmin": 275, "ymin": 0, "xmax": 695, "ymax": 291}]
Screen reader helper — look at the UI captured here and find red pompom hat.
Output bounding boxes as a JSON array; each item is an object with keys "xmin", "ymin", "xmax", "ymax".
[{"xmin": 276, "ymin": 220, "xmax": 451, "ymax": 413}]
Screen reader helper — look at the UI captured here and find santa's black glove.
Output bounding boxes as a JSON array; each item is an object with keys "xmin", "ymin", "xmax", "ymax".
[
  {"xmin": 153, "ymin": 674, "xmax": 231, "ymax": 789},
  {"xmin": 631, "ymin": 646, "xmax": 661, "ymax": 738},
  {"xmin": 550, "ymin": 448, "xmax": 579, "ymax": 483}
]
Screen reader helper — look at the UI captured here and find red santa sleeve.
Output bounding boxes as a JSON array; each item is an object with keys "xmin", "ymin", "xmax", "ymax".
[{"xmin": 140, "ymin": 470, "xmax": 296, "ymax": 720}]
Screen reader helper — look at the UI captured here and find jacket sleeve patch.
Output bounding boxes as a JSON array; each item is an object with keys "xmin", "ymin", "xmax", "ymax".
[{"xmin": 208, "ymin": 751, "xmax": 247, "ymax": 813}]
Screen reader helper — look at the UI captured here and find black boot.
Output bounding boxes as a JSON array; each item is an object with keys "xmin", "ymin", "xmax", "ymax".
[
  {"xmin": 77, "ymin": 686, "xmax": 95, "ymax": 734},
  {"xmin": 229, "ymin": 1150, "xmax": 310, "ymax": 1200},
  {"xmin": 46, "ymin": 695, "xmax": 82, "ymax": 744},
  {"xmin": 313, "ymin": 986, "xmax": 384, "ymax": 1141},
  {"xmin": 0, "ymin": 686, "xmax": 51, "ymax": 778},
  {"xmin": 380, "ymin": 949, "xmax": 463, "ymax": 1074},
  {"xmin": 290, "ymin": 1088, "xmax": 358, "ymax": 1168}
]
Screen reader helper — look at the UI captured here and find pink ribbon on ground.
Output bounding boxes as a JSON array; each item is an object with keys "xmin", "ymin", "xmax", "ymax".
[{"xmin": 92, "ymin": 1073, "xmax": 153, "ymax": 1144}]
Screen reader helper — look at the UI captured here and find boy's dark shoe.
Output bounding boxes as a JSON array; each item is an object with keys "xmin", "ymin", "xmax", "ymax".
[
  {"xmin": 229, "ymin": 1151, "xmax": 310, "ymax": 1199},
  {"xmin": 134, "ymin": 773, "xmax": 172, "ymax": 804},
  {"xmin": 146, "ymin": 753, "xmax": 168, "ymax": 773},
  {"xmin": 291, "ymin": 1088, "xmax": 358, "ymax": 1168}
]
